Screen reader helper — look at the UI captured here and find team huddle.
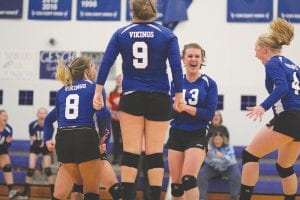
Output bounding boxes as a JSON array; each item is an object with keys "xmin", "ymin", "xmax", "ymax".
[{"xmin": 0, "ymin": 0, "xmax": 300, "ymax": 200}]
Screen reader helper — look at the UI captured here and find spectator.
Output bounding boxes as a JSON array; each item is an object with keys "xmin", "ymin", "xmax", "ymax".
[
  {"xmin": 198, "ymin": 132, "xmax": 241, "ymax": 200},
  {"xmin": 207, "ymin": 111, "xmax": 229, "ymax": 140},
  {"xmin": 107, "ymin": 74, "xmax": 123, "ymax": 165}
]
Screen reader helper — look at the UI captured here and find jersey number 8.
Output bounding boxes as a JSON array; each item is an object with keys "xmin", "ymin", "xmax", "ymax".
[{"xmin": 65, "ymin": 94, "xmax": 79, "ymax": 119}]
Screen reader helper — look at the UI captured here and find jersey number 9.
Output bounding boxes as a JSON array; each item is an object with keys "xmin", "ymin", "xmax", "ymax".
[{"xmin": 133, "ymin": 41, "xmax": 148, "ymax": 69}]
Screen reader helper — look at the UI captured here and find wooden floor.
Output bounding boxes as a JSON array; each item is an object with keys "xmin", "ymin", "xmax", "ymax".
[{"xmin": 1, "ymin": 185, "xmax": 299, "ymax": 200}]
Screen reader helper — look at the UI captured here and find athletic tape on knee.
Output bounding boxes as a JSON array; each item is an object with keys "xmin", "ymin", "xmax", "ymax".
[
  {"xmin": 26, "ymin": 168, "xmax": 35, "ymax": 177},
  {"xmin": 121, "ymin": 151, "xmax": 140, "ymax": 168},
  {"xmin": 171, "ymin": 183, "xmax": 184, "ymax": 197},
  {"xmin": 3, "ymin": 164, "xmax": 12, "ymax": 172},
  {"xmin": 146, "ymin": 153, "xmax": 163, "ymax": 170},
  {"xmin": 44, "ymin": 167, "xmax": 52, "ymax": 176},
  {"xmin": 72, "ymin": 184, "xmax": 83, "ymax": 193},
  {"xmin": 181, "ymin": 175, "xmax": 197, "ymax": 191},
  {"xmin": 242, "ymin": 150, "xmax": 260, "ymax": 165},
  {"xmin": 275, "ymin": 163, "xmax": 294, "ymax": 178}
]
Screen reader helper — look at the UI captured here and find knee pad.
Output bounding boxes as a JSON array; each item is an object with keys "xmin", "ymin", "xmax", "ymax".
[
  {"xmin": 275, "ymin": 163, "xmax": 294, "ymax": 178},
  {"xmin": 52, "ymin": 197, "xmax": 61, "ymax": 200},
  {"xmin": 84, "ymin": 192, "xmax": 99, "ymax": 200},
  {"xmin": 3, "ymin": 164, "xmax": 12, "ymax": 172},
  {"xmin": 26, "ymin": 168, "xmax": 35, "ymax": 177},
  {"xmin": 171, "ymin": 183, "xmax": 184, "ymax": 197},
  {"xmin": 242, "ymin": 150, "xmax": 260, "ymax": 165},
  {"xmin": 72, "ymin": 184, "xmax": 83, "ymax": 193},
  {"xmin": 44, "ymin": 167, "xmax": 52, "ymax": 177},
  {"xmin": 108, "ymin": 183, "xmax": 121, "ymax": 200},
  {"xmin": 145, "ymin": 153, "xmax": 163, "ymax": 170},
  {"xmin": 181, "ymin": 175, "xmax": 197, "ymax": 191},
  {"xmin": 121, "ymin": 151, "xmax": 140, "ymax": 168}
]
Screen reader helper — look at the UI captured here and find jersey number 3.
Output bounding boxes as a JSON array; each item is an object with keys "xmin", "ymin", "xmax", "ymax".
[
  {"xmin": 133, "ymin": 41, "xmax": 148, "ymax": 69},
  {"xmin": 65, "ymin": 94, "xmax": 79, "ymax": 119}
]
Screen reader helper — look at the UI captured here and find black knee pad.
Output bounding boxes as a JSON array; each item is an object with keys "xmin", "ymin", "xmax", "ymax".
[
  {"xmin": 3, "ymin": 164, "xmax": 12, "ymax": 172},
  {"xmin": 44, "ymin": 167, "xmax": 52, "ymax": 177},
  {"xmin": 145, "ymin": 153, "xmax": 163, "ymax": 170},
  {"xmin": 171, "ymin": 183, "xmax": 184, "ymax": 197},
  {"xmin": 108, "ymin": 183, "xmax": 121, "ymax": 200},
  {"xmin": 72, "ymin": 184, "xmax": 83, "ymax": 193},
  {"xmin": 52, "ymin": 196, "xmax": 61, "ymax": 200},
  {"xmin": 121, "ymin": 151, "xmax": 140, "ymax": 168},
  {"xmin": 275, "ymin": 163, "xmax": 294, "ymax": 178},
  {"xmin": 84, "ymin": 192, "xmax": 99, "ymax": 200},
  {"xmin": 181, "ymin": 175, "xmax": 197, "ymax": 191},
  {"xmin": 242, "ymin": 150, "xmax": 260, "ymax": 165},
  {"xmin": 26, "ymin": 168, "xmax": 35, "ymax": 177}
]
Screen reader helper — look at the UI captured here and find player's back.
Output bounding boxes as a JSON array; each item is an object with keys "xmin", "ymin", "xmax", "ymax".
[
  {"xmin": 56, "ymin": 80, "xmax": 96, "ymax": 128},
  {"xmin": 116, "ymin": 22, "xmax": 180, "ymax": 93}
]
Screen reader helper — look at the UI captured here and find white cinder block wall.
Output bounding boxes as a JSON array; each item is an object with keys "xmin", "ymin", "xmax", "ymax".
[{"xmin": 0, "ymin": 0, "xmax": 299, "ymax": 145}]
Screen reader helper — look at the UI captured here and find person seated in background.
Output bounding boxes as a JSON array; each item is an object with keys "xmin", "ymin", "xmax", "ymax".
[
  {"xmin": 198, "ymin": 132, "xmax": 241, "ymax": 200},
  {"xmin": 207, "ymin": 110, "xmax": 230, "ymax": 140}
]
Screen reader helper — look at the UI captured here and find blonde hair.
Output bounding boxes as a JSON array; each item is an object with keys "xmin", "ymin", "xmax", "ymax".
[
  {"xmin": 258, "ymin": 18, "xmax": 294, "ymax": 50},
  {"xmin": 130, "ymin": 0, "xmax": 157, "ymax": 20},
  {"xmin": 55, "ymin": 56, "xmax": 92, "ymax": 87}
]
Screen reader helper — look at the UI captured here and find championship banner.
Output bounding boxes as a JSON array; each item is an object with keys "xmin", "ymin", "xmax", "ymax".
[
  {"xmin": 227, "ymin": 0, "xmax": 273, "ymax": 22},
  {"xmin": 28, "ymin": 0, "xmax": 72, "ymax": 20},
  {"xmin": 77, "ymin": 0, "xmax": 120, "ymax": 21},
  {"xmin": 0, "ymin": 0, "xmax": 23, "ymax": 19},
  {"xmin": 40, "ymin": 51, "xmax": 76, "ymax": 79},
  {"xmin": 278, "ymin": 0, "xmax": 300, "ymax": 23},
  {"xmin": 0, "ymin": 51, "xmax": 36, "ymax": 80}
]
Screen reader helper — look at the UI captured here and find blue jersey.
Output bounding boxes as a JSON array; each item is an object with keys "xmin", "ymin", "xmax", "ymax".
[
  {"xmin": 29, "ymin": 120, "xmax": 44, "ymax": 143},
  {"xmin": 0, "ymin": 124, "xmax": 13, "ymax": 149},
  {"xmin": 97, "ymin": 22, "xmax": 183, "ymax": 94},
  {"xmin": 56, "ymin": 79, "xmax": 96, "ymax": 128},
  {"xmin": 44, "ymin": 108, "xmax": 56, "ymax": 142},
  {"xmin": 260, "ymin": 56, "xmax": 300, "ymax": 114},
  {"xmin": 170, "ymin": 74, "xmax": 218, "ymax": 131}
]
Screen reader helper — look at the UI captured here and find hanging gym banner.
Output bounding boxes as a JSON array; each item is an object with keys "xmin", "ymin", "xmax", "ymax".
[
  {"xmin": 28, "ymin": 0, "xmax": 72, "ymax": 20},
  {"xmin": 227, "ymin": 0, "xmax": 273, "ymax": 22},
  {"xmin": 77, "ymin": 0, "xmax": 120, "ymax": 21},
  {"xmin": 0, "ymin": 0, "xmax": 23, "ymax": 19},
  {"xmin": 278, "ymin": 0, "xmax": 300, "ymax": 23},
  {"xmin": 39, "ymin": 51, "xmax": 76, "ymax": 79}
]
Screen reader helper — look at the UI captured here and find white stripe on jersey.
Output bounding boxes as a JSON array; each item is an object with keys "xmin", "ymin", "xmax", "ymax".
[
  {"xmin": 147, "ymin": 23, "xmax": 163, "ymax": 32},
  {"xmin": 121, "ymin": 24, "xmax": 139, "ymax": 34}
]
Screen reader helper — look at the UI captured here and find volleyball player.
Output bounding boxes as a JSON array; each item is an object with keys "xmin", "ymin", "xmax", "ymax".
[
  {"xmin": 93, "ymin": 0, "xmax": 185, "ymax": 199},
  {"xmin": 19, "ymin": 108, "xmax": 54, "ymax": 199},
  {"xmin": 240, "ymin": 18, "xmax": 300, "ymax": 200},
  {"xmin": 0, "ymin": 110, "xmax": 19, "ymax": 199},
  {"xmin": 53, "ymin": 56, "xmax": 101, "ymax": 200},
  {"xmin": 166, "ymin": 43, "xmax": 218, "ymax": 199}
]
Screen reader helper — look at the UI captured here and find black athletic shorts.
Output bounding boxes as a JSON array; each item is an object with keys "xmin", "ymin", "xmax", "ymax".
[
  {"xmin": 0, "ymin": 148, "xmax": 8, "ymax": 155},
  {"xmin": 55, "ymin": 127, "xmax": 100, "ymax": 164},
  {"xmin": 166, "ymin": 127, "xmax": 208, "ymax": 152},
  {"xmin": 118, "ymin": 91, "xmax": 172, "ymax": 121},
  {"xmin": 30, "ymin": 145, "xmax": 50, "ymax": 155},
  {"xmin": 267, "ymin": 110, "xmax": 300, "ymax": 141}
]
